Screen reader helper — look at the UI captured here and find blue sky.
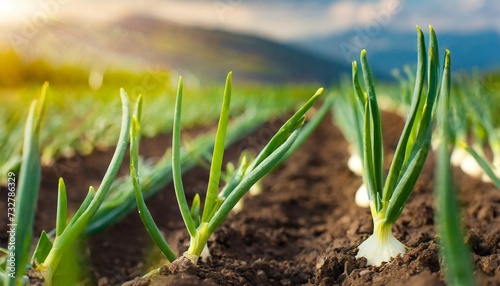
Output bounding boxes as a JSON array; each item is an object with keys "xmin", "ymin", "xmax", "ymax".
[{"xmin": 1, "ymin": 0, "xmax": 498, "ymax": 40}]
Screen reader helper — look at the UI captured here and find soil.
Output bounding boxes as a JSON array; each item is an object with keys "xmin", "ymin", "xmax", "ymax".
[{"xmin": 1, "ymin": 112, "xmax": 499, "ymax": 286}]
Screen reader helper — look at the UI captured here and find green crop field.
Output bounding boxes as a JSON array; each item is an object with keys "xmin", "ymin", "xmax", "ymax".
[{"xmin": 0, "ymin": 9, "xmax": 499, "ymax": 285}]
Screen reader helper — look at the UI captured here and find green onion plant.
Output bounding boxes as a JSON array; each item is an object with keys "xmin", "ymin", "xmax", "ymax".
[
  {"xmin": 31, "ymin": 89, "xmax": 131, "ymax": 285},
  {"xmin": 332, "ymin": 79, "xmax": 364, "ymax": 177},
  {"xmin": 131, "ymin": 72, "xmax": 325, "ymax": 266},
  {"xmin": 435, "ymin": 50, "xmax": 476, "ymax": 286},
  {"xmin": 449, "ymin": 71, "xmax": 500, "ymax": 187},
  {"xmin": 85, "ymin": 105, "xmax": 275, "ymax": 235},
  {"xmin": 352, "ymin": 26, "xmax": 447, "ymax": 266},
  {"xmin": 1, "ymin": 83, "xmax": 47, "ymax": 286},
  {"xmin": 331, "ymin": 80, "xmax": 369, "ymax": 207}
]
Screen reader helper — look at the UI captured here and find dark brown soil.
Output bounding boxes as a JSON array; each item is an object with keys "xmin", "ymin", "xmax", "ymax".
[{"xmin": 1, "ymin": 112, "xmax": 499, "ymax": 285}]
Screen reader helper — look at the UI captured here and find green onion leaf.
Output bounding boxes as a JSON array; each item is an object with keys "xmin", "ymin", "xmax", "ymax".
[
  {"xmin": 32, "ymin": 231, "xmax": 52, "ymax": 265},
  {"xmin": 247, "ymin": 88, "xmax": 323, "ymax": 173},
  {"xmin": 66, "ymin": 187, "xmax": 96, "ymax": 228},
  {"xmin": 360, "ymin": 50, "xmax": 384, "ymax": 205},
  {"xmin": 462, "ymin": 144, "xmax": 500, "ymax": 189},
  {"xmin": 202, "ymin": 72, "xmax": 232, "ymax": 223},
  {"xmin": 172, "ymin": 77, "xmax": 197, "ymax": 237},
  {"xmin": 56, "ymin": 178, "xmax": 67, "ymax": 237},
  {"xmin": 435, "ymin": 50, "xmax": 476, "ymax": 286},
  {"xmin": 130, "ymin": 96, "xmax": 177, "ymax": 262},
  {"xmin": 12, "ymin": 83, "xmax": 47, "ymax": 284},
  {"xmin": 190, "ymin": 194, "xmax": 201, "ymax": 228},
  {"xmin": 383, "ymin": 26, "xmax": 426, "ymax": 201},
  {"xmin": 279, "ymin": 96, "xmax": 334, "ymax": 165}
]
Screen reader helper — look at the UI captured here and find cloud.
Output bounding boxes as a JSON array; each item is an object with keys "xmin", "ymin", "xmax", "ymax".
[
  {"xmin": 459, "ymin": 0, "xmax": 485, "ymax": 12},
  {"xmin": 327, "ymin": 0, "xmax": 404, "ymax": 32},
  {"xmin": 399, "ymin": 0, "xmax": 499, "ymax": 33},
  {"xmin": 2, "ymin": 0, "xmax": 498, "ymax": 40},
  {"xmin": 323, "ymin": 0, "xmax": 500, "ymax": 35}
]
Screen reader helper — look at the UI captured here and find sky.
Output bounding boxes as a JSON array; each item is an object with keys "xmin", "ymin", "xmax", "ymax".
[{"xmin": 0, "ymin": 0, "xmax": 498, "ymax": 41}]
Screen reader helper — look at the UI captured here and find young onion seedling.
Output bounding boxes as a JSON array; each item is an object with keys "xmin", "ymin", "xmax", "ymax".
[
  {"xmin": 450, "ymin": 73, "xmax": 500, "ymax": 187},
  {"xmin": 131, "ymin": 72, "xmax": 325, "ymax": 265},
  {"xmin": 1, "ymin": 83, "xmax": 47, "ymax": 286},
  {"xmin": 85, "ymin": 99, "xmax": 277, "ymax": 235},
  {"xmin": 332, "ymin": 81, "xmax": 369, "ymax": 207},
  {"xmin": 434, "ymin": 50, "xmax": 476, "ymax": 286},
  {"xmin": 353, "ymin": 26, "xmax": 446, "ymax": 266},
  {"xmin": 32, "ymin": 89, "xmax": 131, "ymax": 285}
]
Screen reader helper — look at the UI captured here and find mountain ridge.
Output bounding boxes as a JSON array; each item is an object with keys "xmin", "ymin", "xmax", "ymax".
[
  {"xmin": 292, "ymin": 29, "xmax": 500, "ymax": 73},
  {"xmin": 0, "ymin": 14, "xmax": 348, "ymax": 85}
]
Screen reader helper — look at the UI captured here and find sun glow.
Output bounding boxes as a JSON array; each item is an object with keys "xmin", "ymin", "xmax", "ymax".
[{"xmin": 0, "ymin": 1, "xmax": 34, "ymax": 24}]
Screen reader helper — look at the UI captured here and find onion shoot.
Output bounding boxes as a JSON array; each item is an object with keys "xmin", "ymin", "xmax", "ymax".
[
  {"xmin": 130, "ymin": 72, "xmax": 328, "ymax": 266},
  {"xmin": 353, "ymin": 26, "xmax": 447, "ymax": 266}
]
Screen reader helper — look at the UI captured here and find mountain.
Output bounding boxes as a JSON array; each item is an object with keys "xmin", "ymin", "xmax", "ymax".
[
  {"xmin": 292, "ymin": 30, "xmax": 500, "ymax": 74},
  {"xmin": 1, "ymin": 15, "xmax": 347, "ymax": 85}
]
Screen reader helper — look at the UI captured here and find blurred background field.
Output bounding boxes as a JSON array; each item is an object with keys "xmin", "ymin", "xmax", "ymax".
[
  {"xmin": 0, "ymin": 54, "xmax": 317, "ymax": 178},
  {"xmin": 0, "ymin": 0, "xmax": 499, "ymax": 176}
]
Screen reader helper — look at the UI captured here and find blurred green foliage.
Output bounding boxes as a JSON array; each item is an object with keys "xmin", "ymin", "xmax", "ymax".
[{"xmin": 0, "ymin": 49, "xmax": 315, "ymax": 180}]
